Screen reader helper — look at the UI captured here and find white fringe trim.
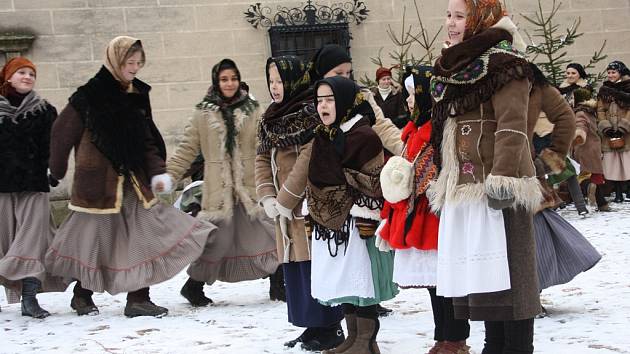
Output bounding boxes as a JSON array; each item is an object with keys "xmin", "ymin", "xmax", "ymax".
[
  {"xmin": 485, "ymin": 173, "xmax": 542, "ymax": 212},
  {"xmin": 350, "ymin": 204, "xmax": 381, "ymax": 221}
]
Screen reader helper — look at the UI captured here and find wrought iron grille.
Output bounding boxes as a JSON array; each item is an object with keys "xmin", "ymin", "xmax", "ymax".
[{"xmin": 268, "ymin": 23, "xmax": 351, "ymax": 62}]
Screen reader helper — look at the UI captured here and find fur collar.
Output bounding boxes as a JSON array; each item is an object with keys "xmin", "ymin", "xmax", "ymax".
[{"xmin": 559, "ymin": 78, "xmax": 588, "ymax": 89}]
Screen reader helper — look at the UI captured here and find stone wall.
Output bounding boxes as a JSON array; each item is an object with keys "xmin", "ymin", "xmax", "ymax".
[{"xmin": 1, "ymin": 0, "xmax": 629, "ymax": 149}]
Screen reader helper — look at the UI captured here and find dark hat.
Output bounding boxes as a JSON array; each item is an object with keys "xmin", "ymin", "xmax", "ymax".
[{"xmin": 566, "ymin": 63, "xmax": 587, "ymax": 80}]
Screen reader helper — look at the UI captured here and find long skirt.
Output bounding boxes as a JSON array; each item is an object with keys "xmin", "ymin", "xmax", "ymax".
[
  {"xmin": 0, "ymin": 192, "xmax": 68, "ymax": 303},
  {"xmin": 534, "ymin": 209, "xmax": 601, "ymax": 290},
  {"xmin": 283, "ymin": 261, "xmax": 343, "ymax": 327},
  {"xmin": 187, "ymin": 202, "xmax": 279, "ymax": 285},
  {"xmin": 602, "ymin": 150, "xmax": 630, "ymax": 181},
  {"xmin": 311, "ymin": 221, "xmax": 398, "ymax": 307},
  {"xmin": 45, "ymin": 183, "xmax": 215, "ymax": 295}
]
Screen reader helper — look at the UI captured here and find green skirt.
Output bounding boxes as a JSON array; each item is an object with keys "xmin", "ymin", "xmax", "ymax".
[{"xmin": 319, "ymin": 237, "xmax": 399, "ymax": 307}]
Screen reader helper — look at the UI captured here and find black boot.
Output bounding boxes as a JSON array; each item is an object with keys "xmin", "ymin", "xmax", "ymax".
[
  {"xmin": 180, "ymin": 277, "xmax": 212, "ymax": 306},
  {"xmin": 70, "ymin": 281, "xmax": 99, "ymax": 316},
  {"xmin": 614, "ymin": 182, "xmax": 625, "ymax": 203},
  {"xmin": 301, "ymin": 322, "xmax": 345, "ymax": 351},
  {"xmin": 375, "ymin": 304, "xmax": 393, "ymax": 317},
  {"xmin": 269, "ymin": 266, "xmax": 286, "ymax": 302},
  {"xmin": 284, "ymin": 327, "xmax": 317, "ymax": 348},
  {"xmin": 124, "ymin": 287, "xmax": 168, "ymax": 318},
  {"xmin": 21, "ymin": 278, "xmax": 50, "ymax": 319}
]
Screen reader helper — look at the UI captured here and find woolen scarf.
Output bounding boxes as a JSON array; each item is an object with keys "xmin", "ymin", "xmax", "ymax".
[{"xmin": 258, "ymin": 56, "xmax": 318, "ymax": 154}]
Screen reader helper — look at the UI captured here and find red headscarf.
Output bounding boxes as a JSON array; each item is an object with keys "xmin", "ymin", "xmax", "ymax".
[
  {"xmin": 0, "ymin": 57, "xmax": 36, "ymax": 96},
  {"xmin": 464, "ymin": 0, "xmax": 507, "ymax": 39}
]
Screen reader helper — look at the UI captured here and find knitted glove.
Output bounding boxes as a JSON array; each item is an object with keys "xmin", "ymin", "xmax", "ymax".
[
  {"xmin": 151, "ymin": 173, "xmax": 173, "ymax": 194},
  {"xmin": 261, "ymin": 197, "xmax": 280, "ymax": 219},
  {"xmin": 275, "ymin": 202, "xmax": 294, "ymax": 220}
]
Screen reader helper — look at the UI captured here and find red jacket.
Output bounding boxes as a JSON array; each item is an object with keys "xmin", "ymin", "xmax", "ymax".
[{"xmin": 379, "ymin": 121, "xmax": 439, "ymax": 250}]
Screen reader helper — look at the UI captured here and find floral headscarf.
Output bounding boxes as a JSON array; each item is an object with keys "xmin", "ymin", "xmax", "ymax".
[{"xmin": 464, "ymin": 0, "xmax": 507, "ymax": 39}]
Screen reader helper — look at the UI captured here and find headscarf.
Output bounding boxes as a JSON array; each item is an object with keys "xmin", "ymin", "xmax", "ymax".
[
  {"xmin": 464, "ymin": 0, "xmax": 507, "ymax": 40},
  {"xmin": 567, "ymin": 63, "xmax": 588, "ymax": 80},
  {"xmin": 309, "ymin": 44, "xmax": 352, "ymax": 82},
  {"xmin": 265, "ymin": 56, "xmax": 310, "ymax": 103},
  {"xmin": 104, "ymin": 35, "xmax": 144, "ymax": 89},
  {"xmin": 201, "ymin": 59, "xmax": 253, "ymax": 156},
  {"xmin": 404, "ymin": 65, "xmax": 433, "ymax": 127},
  {"xmin": 257, "ymin": 55, "xmax": 318, "ymax": 154},
  {"xmin": 0, "ymin": 57, "xmax": 37, "ymax": 97},
  {"xmin": 607, "ymin": 61, "xmax": 630, "ymax": 77}
]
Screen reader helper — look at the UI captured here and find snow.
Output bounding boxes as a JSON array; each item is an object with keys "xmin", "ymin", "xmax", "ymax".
[{"xmin": 2, "ymin": 203, "xmax": 630, "ymax": 354}]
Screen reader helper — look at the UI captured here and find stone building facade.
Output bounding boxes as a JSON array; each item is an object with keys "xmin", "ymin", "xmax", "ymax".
[{"xmin": 1, "ymin": 0, "xmax": 629, "ymax": 148}]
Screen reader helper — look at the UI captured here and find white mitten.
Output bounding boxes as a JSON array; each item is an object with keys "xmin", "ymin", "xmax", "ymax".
[
  {"xmin": 275, "ymin": 202, "xmax": 294, "ymax": 220},
  {"xmin": 380, "ymin": 156, "xmax": 413, "ymax": 203},
  {"xmin": 151, "ymin": 173, "xmax": 173, "ymax": 194},
  {"xmin": 261, "ymin": 197, "xmax": 280, "ymax": 219}
]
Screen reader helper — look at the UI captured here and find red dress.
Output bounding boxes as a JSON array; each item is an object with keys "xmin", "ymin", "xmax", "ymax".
[{"xmin": 379, "ymin": 120, "xmax": 439, "ymax": 251}]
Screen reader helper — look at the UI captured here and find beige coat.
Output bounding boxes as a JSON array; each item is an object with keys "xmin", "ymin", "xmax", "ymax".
[
  {"xmin": 168, "ymin": 99, "xmax": 263, "ymax": 222},
  {"xmin": 255, "ymin": 142, "xmax": 313, "ymax": 263},
  {"xmin": 573, "ymin": 101, "xmax": 604, "ymax": 174}
]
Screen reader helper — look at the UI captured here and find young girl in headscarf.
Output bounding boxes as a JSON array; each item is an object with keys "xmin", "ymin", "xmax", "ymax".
[
  {"xmin": 255, "ymin": 56, "xmax": 345, "ymax": 351},
  {"xmin": 307, "ymin": 75, "xmax": 398, "ymax": 354},
  {"xmin": 166, "ymin": 58, "xmax": 279, "ymax": 306},
  {"xmin": 0, "ymin": 57, "xmax": 65, "ymax": 318},
  {"xmin": 429, "ymin": 0, "xmax": 540, "ymax": 352},
  {"xmin": 46, "ymin": 36, "xmax": 215, "ymax": 318},
  {"xmin": 378, "ymin": 66, "xmax": 470, "ymax": 353},
  {"xmin": 597, "ymin": 60, "xmax": 630, "ymax": 203}
]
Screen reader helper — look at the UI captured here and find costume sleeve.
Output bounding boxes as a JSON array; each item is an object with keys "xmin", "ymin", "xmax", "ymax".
[
  {"xmin": 166, "ymin": 110, "xmax": 202, "ymax": 183},
  {"xmin": 364, "ymin": 89, "xmax": 404, "ymax": 155},
  {"xmin": 276, "ymin": 141, "xmax": 313, "ymax": 211},
  {"xmin": 255, "ymin": 150, "xmax": 277, "ymax": 203},
  {"xmin": 537, "ymin": 85, "xmax": 575, "ymax": 174},
  {"xmin": 485, "ymin": 78, "xmax": 540, "ymax": 207},
  {"xmin": 597, "ymin": 99, "xmax": 613, "ymax": 134},
  {"xmin": 573, "ymin": 110, "xmax": 589, "ymax": 145},
  {"xmin": 143, "ymin": 123, "xmax": 167, "ymax": 178},
  {"xmin": 49, "ymin": 104, "xmax": 84, "ymax": 180}
]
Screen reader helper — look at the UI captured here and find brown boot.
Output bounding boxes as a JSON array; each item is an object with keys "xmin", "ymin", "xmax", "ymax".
[
  {"xmin": 343, "ymin": 316, "xmax": 380, "ymax": 354},
  {"xmin": 428, "ymin": 341, "xmax": 444, "ymax": 354},
  {"xmin": 437, "ymin": 340, "xmax": 470, "ymax": 354},
  {"xmin": 322, "ymin": 314, "xmax": 357, "ymax": 353}
]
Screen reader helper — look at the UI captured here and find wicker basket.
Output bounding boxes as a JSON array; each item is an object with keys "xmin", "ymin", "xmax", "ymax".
[{"xmin": 608, "ymin": 137, "xmax": 626, "ymax": 150}]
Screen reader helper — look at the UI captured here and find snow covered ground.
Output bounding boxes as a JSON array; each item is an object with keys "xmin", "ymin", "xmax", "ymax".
[{"xmin": 2, "ymin": 203, "xmax": 630, "ymax": 354}]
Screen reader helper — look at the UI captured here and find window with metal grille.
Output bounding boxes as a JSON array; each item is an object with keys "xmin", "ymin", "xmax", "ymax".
[{"xmin": 268, "ymin": 23, "xmax": 351, "ymax": 62}]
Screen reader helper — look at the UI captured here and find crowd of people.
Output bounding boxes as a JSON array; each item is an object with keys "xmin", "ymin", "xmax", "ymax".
[{"xmin": 1, "ymin": 0, "xmax": 627, "ymax": 353}]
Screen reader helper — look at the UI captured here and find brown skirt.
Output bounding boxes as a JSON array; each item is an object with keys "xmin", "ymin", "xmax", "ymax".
[
  {"xmin": 188, "ymin": 202, "xmax": 279, "ymax": 284},
  {"xmin": 45, "ymin": 184, "xmax": 215, "ymax": 295},
  {"xmin": 0, "ymin": 192, "xmax": 68, "ymax": 304}
]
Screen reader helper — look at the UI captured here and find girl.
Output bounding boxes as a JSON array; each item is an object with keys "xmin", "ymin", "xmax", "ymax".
[
  {"xmin": 0, "ymin": 57, "xmax": 64, "ymax": 318},
  {"xmin": 166, "ymin": 59, "xmax": 279, "ymax": 306},
  {"xmin": 46, "ymin": 36, "xmax": 215, "ymax": 317},
  {"xmin": 255, "ymin": 56, "xmax": 345, "ymax": 351},
  {"xmin": 429, "ymin": 0, "xmax": 540, "ymax": 352},
  {"xmin": 307, "ymin": 76, "xmax": 398, "ymax": 354},
  {"xmin": 597, "ymin": 61, "xmax": 630, "ymax": 203},
  {"xmin": 559, "ymin": 63, "xmax": 593, "ymax": 107},
  {"xmin": 378, "ymin": 66, "xmax": 470, "ymax": 354}
]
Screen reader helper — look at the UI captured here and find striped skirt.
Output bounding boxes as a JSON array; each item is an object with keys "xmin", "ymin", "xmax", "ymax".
[
  {"xmin": 534, "ymin": 209, "xmax": 601, "ymax": 291},
  {"xmin": 45, "ymin": 183, "xmax": 215, "ymax": 295},
  {"xmin": 0, "ymin": 192, "xmax": 68, "ymax": 303}
]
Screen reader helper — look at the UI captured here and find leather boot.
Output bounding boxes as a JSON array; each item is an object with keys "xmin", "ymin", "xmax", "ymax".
[
  {"xmin": 268, "ymin": 266, "xmax": 286, "ymax": 302},
  {"xmin": 180, "ymin": 277, "xmax": 212, "ymax": 306},
  {"xmin": 343, "ymin": 316, "xmax": 380, "ymax": 354},
  {"xmin": 71, "ymin": 281, "xmax": 99, "ymax": 316},
  {"xmin": 322, "ymin": 313, "xmax": 357, "ymax": 353},
  {"xmin": 437, "ymin": 340, "xmax": 470, "ymax": 354},
  {"xmin": 21, "ymin": 278, "xmax": 50, "ymax": 318}
]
